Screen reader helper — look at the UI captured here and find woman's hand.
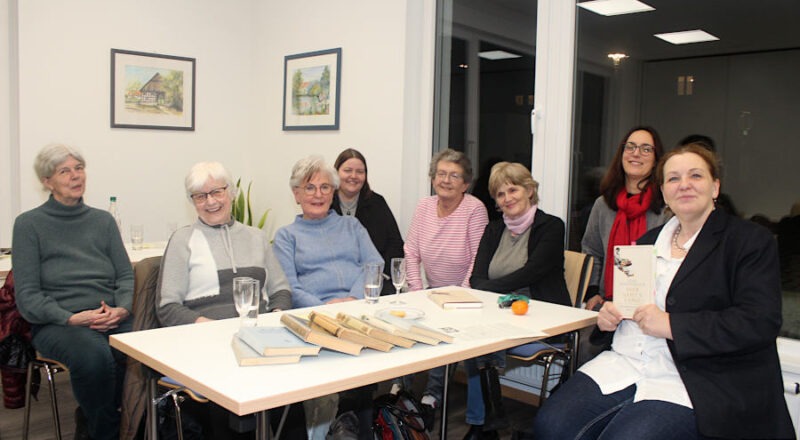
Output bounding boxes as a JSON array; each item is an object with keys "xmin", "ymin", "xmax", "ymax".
[
  {"xmin": 88, "ymin": 301, "xmax": 130, "ymax": 332},
  {"xmin": 597, "ymin": 301, "xmax": 623, "ymax": 332},
  {"xmin": 633, "ymin": 304, "xmax": 672, "ymax": 339},
  {"xmin": 67, "ymin": 306, "xmax": 106, "ymax": 327},
  {"xmin": 195, "ymin": 316, "xmax": 213, "ymax": 323},
  {"xmin": 326, "ymin": 296, "xmax": 357, "ymax": 304},
  {"xmin": 585, "ymin": 294, "xmax": 604, "ymax": 311}
]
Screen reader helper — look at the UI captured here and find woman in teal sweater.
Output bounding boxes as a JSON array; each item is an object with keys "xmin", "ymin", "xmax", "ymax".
[{"xmin": 13, "ymin": 144, "xmax": 133, "ymax": 440}]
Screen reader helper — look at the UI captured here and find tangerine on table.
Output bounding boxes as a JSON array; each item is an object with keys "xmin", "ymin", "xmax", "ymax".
[{"xmin": 511, "ymin": 300, "xmax": 529, "ymax": 315}]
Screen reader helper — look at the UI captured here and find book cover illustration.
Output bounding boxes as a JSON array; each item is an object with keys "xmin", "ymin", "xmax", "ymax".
[{"xmin": 612, "ymin": 245, "xmax": 656, "ymax": 319}]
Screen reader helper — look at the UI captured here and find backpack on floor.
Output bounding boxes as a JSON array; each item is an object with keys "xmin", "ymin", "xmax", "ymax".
[{"xmin": 372, "ymin": 392, "xmax": 430, "ymax": 440}]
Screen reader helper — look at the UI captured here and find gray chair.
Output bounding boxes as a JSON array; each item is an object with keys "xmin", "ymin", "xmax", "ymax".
[
  {"xmin": 23, "ymin": 355, "xmax": 69, "ymax": 440},
  {"xmin": 506, "ymin": 250, "xmax": 594, "ymax": 403}
]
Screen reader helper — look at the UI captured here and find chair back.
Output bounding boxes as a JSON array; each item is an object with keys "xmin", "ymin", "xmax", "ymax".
[{"xmin": 563, "ymin": 251, "xmax": 593, "ymax": 308}]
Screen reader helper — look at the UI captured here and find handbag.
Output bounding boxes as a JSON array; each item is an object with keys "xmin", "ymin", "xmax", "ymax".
[{"xmin": 373, "ymin": 392, "xmax": 430, "ymax": 440}]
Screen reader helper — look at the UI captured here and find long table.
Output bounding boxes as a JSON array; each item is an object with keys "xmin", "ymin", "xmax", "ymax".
[{"xmin": 110, "ymin": 288, "xmax": 597, "ymax": 439}]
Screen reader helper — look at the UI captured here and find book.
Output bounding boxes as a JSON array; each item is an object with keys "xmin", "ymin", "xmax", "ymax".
[
  {"xmin": 428, "ymin": 289, "xmax": 484, "ymax": 309},
  {"xmin": 612, "ymin": 244, "xmax": 656, "ymax": 319},
  {"xmin": 359, "ymin": 315, "xmax": 440, "ymax": 345},
  {"xmin": 280, "ymin": 313, "xmax": 363, "ymax": 356},
  {"xmin": 237, "ymin": 326, "xmax": 321, "ymax": 357},
  {"xmin": 230, "ymin": 335, "xmax": 301, "ymax": 366},
  {"xmin": 308, "ymin": 311, "xmax": 394, "ymax": 352},
  {"xmin": 336, "ymin": 313, "xmax": 416, "ymax": 348},
  {"xmin": 363, "ymin": 314, "xmax": 454, "ymax": 344}
]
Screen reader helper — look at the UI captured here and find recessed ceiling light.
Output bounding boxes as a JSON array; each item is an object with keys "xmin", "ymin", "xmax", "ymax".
[
  {"xmin": 654, "ymin": 30, "xmax": 719, "ymax": 45},
  {"xmin": 578, "ymin": 0, "xmax": 654, "ymax": 16},
  {"xmin": 478, "ymin": 50, "xmax": 522, "ymax": 61}
]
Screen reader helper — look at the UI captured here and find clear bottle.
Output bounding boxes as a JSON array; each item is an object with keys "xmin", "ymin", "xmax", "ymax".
[{"xmin": 108, "ymin": 196, "xmax": 122, "ymax": 233}]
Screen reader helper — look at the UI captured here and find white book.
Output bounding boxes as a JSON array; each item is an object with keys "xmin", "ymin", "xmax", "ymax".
[{"xmin": 612, "ymin": 245, "xmax": 656, "ymax": 319}]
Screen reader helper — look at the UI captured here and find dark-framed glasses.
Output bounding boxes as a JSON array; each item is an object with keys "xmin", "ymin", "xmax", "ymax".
[
  {"xmin": 623, "ymin": 142, "xmax": 655, "ymax": 155},
  {"xmin": 190, "ymin": 185, "xmax": 229, "ymax": 203},
  {"xmin": 302, "ymin": 183, "xmax": 334, "ymax": 196}
]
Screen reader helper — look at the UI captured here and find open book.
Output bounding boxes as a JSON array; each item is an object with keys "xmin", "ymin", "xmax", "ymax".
[
  {"xmin": 280, "ymin": 313, "xmax": 363, "ymax": 356},
  {"xmin": 428, "ymin": 289, "xmax": 483, "ymax": 309},
  {"xmin": 309, "ymin": 311, "xmax": 394, "ymax": 352},
  {"xmin": 362, "ymin": 314, "xmax": 455, "ymax": 344},
  {"xmin": 612, "ymin": 244, "xmax": 656, "ymax": 319},
  {"xmin": 336, "ymin": 313, "xmax": 416, "ymax": 348}
]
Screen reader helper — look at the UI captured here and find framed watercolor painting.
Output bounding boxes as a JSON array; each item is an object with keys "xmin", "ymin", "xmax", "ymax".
[
  {"xmin": 282, "ymin": 48, "xmax": 341, "ymax": 130},
  {"xmin": 111, "ymin": 49, "xmax": 196, "ymax": 130}
]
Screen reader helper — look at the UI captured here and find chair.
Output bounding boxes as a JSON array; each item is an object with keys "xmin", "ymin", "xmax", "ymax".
[
  {"xmin": 22, "ymin": 356, "xmax": 69, "ymax": 440},
  {"xmin": 506, "ymin": 250, "xmax": 594, "ymax": 403}
]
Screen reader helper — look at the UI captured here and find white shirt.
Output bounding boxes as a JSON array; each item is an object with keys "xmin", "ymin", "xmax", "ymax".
[{"xmin": 580, "ymin": 216, "xmax": 701, "ymax": 408}]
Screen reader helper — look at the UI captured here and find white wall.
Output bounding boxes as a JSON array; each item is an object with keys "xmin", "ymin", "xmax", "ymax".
[{"xmin": 2, "ymin": 0, "xmax": 436, "ymax": 247}]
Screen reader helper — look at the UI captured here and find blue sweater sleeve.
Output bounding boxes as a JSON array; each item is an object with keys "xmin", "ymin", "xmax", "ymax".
[{"xmin": 347, "ymin": 221, "xmax": 385, "ymax": 298}]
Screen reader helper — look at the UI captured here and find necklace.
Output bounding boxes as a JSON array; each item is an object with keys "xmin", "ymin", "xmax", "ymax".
[
  {"xmin": 339, "ymin": 196, "xmax": 358, "ymax": 216},
  {"xmin": 672, "ymin": 224, "xmax": 688, "ymax": 252}
]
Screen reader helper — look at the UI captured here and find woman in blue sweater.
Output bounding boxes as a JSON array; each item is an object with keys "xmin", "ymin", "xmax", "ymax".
[{"xmin": 13, "ymin": 144, "xmax": 132, "ymax": 440}]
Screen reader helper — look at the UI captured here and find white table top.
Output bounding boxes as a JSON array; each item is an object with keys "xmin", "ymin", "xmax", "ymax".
[{"xmin": 111, "ymin": 288, "xmax": 597, "ymax": 416}]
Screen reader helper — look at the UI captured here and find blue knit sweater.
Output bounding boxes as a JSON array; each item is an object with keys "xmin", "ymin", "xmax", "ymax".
[
  {"xmin": 273, "ymin": 211, "xmax": 383, "ymax": 308},
  {"xmin": 12, "ymin": 196, "xmax": 133, "ymax": 325}
]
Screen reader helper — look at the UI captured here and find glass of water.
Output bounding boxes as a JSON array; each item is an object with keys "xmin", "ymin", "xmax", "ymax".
[{"xmin": 364, "ymin": 263, "xmax": 383, "ymax": 304}]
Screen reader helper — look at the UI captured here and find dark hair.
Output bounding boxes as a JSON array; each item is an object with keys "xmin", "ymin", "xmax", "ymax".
[
  {"xmin": 599, "ymin": 126, "xmax": 664, "ymax": 213},
  {"xmin": 678, "ymin": 134, "xmax": 716, "ymax": 151},
  {"xmin": 656, "ymin": 143, "xmax": 721, "ymax": 187},
  {"xmin": 334, "ymin": 148, "xmax": 372, "ymax": 198}
]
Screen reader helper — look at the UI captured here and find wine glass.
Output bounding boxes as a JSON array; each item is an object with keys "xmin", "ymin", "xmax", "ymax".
[
  {"xmin": 232, "ymin": 277, "xmax": 256, "ymax": 327},
  {"xmin": 389, "ymin": 258, "xmax": 406, "ymax": 304}
]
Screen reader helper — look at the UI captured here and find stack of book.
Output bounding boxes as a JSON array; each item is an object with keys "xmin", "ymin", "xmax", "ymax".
[{"xmin": 231, "ymin": 312, "xmax": 455, "ymax": 366}]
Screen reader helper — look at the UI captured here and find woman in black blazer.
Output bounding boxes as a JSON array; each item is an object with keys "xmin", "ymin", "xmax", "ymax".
[
  {"xmin": 463, "ymin": 162, "xmax": 570, "ymax": 440},
  {"xmin": 533, "ymin": 144, "xmax": 794, "ymax": 439},
  {"xmin": 332, "ymin": 148, "xmax": 404, "ymax": 296}
]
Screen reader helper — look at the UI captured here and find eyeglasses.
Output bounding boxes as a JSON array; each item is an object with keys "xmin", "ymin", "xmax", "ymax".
[
  {"xmin": 190, "ymin": 185, "xmax": 229, "ymax": 204},
  {"xmin": 623, "ymin": 142, "xmax": 655, "ymax": 155},
  {"xmin": 301, "ymin": 183, "xmax": 334, "ymax": 196},
  {"xmin": 435, "ymin": 171, "xmax": 464, "ymax": 181}
]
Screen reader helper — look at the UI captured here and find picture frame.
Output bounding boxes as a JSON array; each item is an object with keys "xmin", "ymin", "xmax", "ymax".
[
  {"xmin": 110, "ymin": 49, "xmax": 196, "ymax": 131},
  {"xmin": 282, "ymin": 48, "xmax": 341, "ymax": 130}
]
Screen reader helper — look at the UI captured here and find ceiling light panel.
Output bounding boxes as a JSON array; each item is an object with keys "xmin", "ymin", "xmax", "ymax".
[
  {"xmin": 654, "ymin": 30, "xmax": 720, "ymax": 45},
  {"xmin": 578, "ymin": 0, "xmax": 654, "ymax": 16},
  {"xmin": 478, "ymin": 50, "xmax": 522, "ymax": 60}
]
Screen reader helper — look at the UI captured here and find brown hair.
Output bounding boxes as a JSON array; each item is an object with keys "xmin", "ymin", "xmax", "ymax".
[
  {"xmin": 488, "ymin": 162, "xmax": 540, "ymax": 205},
  {"xmin": 599, "ymin": 126, "xmax": 664, "ymax": 213},
  {"xmin": 656, "ymin": 143, "xmax": 721, "ymax": 186},
  {"xmin": 334, "ymin": 148, "xmax": 372, "ymax": 198}
]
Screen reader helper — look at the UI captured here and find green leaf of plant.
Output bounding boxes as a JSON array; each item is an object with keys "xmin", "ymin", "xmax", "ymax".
[
  {"xmin": 246, "ymin": 182, "xmax": 254, "ymax": 226},
  {"xmin": 257, "ymin": 209, "xmax": 270, "ymax": 229}
]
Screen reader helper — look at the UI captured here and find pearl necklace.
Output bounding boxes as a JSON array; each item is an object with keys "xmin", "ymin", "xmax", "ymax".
[{"xmin": 672, "ymin": 224, "xmax": 688, "ymax": 252}]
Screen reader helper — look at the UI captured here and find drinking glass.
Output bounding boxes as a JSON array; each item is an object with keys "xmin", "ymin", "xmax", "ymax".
[
  {"xmin": 232, "ymin": 277, "xmax": 257, "ymax": 327},
  {"xmin": 364, "ymin": 263, "xmax": 383, "ymax": 304},
  {"xmin": 389, "ymin": 258, "xmax": 406, "ymax": 304},
  {"xmin": 130, "ymin": 224, "xmax": 144, "ymax": 250}
]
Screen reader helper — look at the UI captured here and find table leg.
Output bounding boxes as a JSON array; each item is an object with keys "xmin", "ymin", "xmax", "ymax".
[
  {"xmin": 439, "ymin": 363, "xmax": 450, "ymax": 440},
  {"xmin": 146, "ymin": 378, "xmax": 158, "ymax": 440},
  {"xmin": 255, "ymin": 410, "xmax": 271, "ymax": 440}
]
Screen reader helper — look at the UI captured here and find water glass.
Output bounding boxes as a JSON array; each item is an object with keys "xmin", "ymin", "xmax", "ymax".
[
  {"xmin": 130, "ymin": 224, "xmax": 144, "ymax": 250},
  {"xmin": 364, "ymin": 263, "xmax": 383, "ymax": 304},
  {"xmin": 233, "ymin": 277, "xmax": 258, "ymax": 327}
]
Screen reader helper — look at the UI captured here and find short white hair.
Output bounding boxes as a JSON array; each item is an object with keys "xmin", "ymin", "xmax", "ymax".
[
  {"xmin": 34, "ymin": 143, "xmax": 85, "ymax": 181},
  {"xmin": 289, "ymin": 155, "xmax": 339, "ymax": 189},
  {"xmin": 184, "ymin": 161, "xmax": 237, "ymax": 199}
]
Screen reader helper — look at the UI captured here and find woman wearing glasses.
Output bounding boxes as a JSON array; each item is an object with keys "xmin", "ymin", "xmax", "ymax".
[
  {"xmin": 156, "ymin": 161, "xmax": 305, "ymax": 439},
  {"xmin": 581, "ymin": 126, "xmax": 666, "ymax": 312},
  {"xmin": 399, "ymin": 148, "xmax": 489, "ymax": 425},
  {"xmin": 273, "ymin": 155, "xmax": 383, "ymax": 308}
]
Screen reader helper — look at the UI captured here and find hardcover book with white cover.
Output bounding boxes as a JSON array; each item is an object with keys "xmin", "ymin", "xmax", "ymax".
[{"xmin": 612, "ymin": 245, "xmax": 656, "ymax": 319}]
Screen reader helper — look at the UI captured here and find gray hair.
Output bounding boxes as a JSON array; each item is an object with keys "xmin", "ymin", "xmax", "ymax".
[
  {"xmin": 428, "ymin": 148, "xmax": 474, "ymax": 184},
  {"xmin": 289, "ymin": 155, "xmax": 340, "ymax": 189},
  {"xmin": 184, "ymin": 161, "xmax": 237, "ymax": 200},
  {"xmin": 34, "ymin": 143, "xmax": 85, "ymax": 181}
]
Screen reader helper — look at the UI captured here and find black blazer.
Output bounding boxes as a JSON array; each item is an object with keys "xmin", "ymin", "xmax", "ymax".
[
  {"xmin": 332, "ymin": 191, "xmax": 404, "ymax": 295},
  {"xmin": 600, "ymin": 209, "xmax": 793, "ymax": 438},
  {"xmin": 470, "ymin": 210, "xmax": 570, "ymax": 307}
]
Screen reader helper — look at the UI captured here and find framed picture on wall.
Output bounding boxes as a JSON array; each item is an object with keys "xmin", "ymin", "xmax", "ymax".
[
  {"xmin": 110, "ymin": 49, "xmax": 196, "ymax": 130},
  {"xmin": 282, "ymin": 48, "xmax": 341, "ymax": 130}
]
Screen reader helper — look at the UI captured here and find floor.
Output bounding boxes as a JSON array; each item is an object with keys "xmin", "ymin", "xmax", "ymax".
[{"xmin": 0, "ymin": 368, "xmax": 540, "ymax": 440}]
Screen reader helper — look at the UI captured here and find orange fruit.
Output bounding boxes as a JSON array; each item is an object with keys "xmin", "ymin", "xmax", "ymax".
[{"xmin": 511, "ymin": 300, "xmax": 529, "ymax": 315}]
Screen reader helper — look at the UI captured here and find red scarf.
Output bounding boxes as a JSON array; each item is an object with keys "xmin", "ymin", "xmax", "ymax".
[{"xmin": 603, "ymin": 187, "xmax": 652, "ymax": 299}]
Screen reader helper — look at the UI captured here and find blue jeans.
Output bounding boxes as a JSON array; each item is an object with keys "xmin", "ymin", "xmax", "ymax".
[
  {"xmin": 533, "ymin": 372, "xmax": 703, "ymax": 440},
  {"xmin": 464, "ymin": 350, "xmax": 506, "ymax": 425},
  {"xmin": 33, "ymin": 320, "xmax": 132, "ymax": 440}
]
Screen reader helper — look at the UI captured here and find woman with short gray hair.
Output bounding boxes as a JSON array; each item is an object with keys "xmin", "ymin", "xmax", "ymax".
[{"xmin": 14, "ymin": 143, "xmax": 132, "ymax": 440}]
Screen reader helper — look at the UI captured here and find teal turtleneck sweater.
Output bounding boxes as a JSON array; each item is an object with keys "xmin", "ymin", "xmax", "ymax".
[{"xmin": 12, "ymin": 196, "xmax": 133, "ymax": 325}]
